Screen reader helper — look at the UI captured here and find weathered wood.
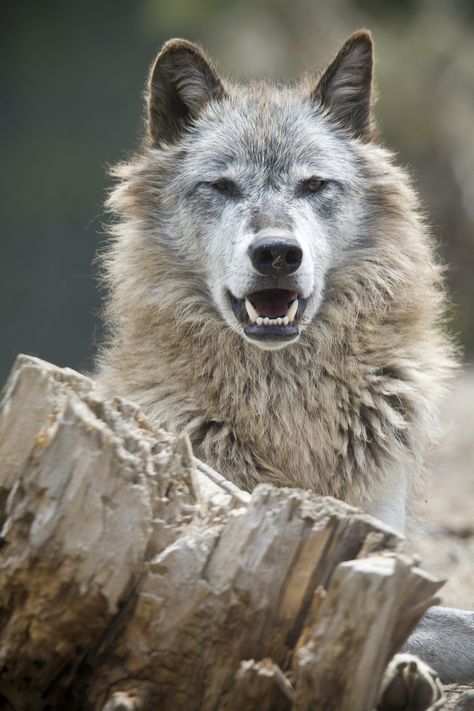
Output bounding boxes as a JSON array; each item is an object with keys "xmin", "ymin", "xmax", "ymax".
[
  {"xmin": 0, "ymin": 355, "xmax": 445, "ymax": 710},
  {"xmin": 221, "ymin": 658, "xmax": 294, "ymax": 711},
  {"xmin": 292, "ymin": 556, "xmax": 440, "ymax": 711}
]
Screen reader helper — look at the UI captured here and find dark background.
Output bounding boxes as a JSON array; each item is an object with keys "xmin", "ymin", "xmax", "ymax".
[{"xmin": 2, "ymin": 0, "xmax": 474, "ymax": 383}]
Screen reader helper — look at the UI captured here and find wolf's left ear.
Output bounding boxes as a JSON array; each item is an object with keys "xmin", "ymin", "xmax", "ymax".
[
  {"xmin": 147, "ymin": 39, "xmax": 225, "ymax": 145},
  {"xmin": 312, "ymin": 30, "xmax": 375, "ymax": 140}
]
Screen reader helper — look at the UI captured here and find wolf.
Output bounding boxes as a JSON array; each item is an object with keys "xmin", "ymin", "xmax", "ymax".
[{"xmin": 96, "ymin": 32, "xmax": 474, "ymax": 684}]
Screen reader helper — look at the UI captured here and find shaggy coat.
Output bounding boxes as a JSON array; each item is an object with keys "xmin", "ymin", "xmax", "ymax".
[{"xmin": 96, "ymin": 32, "xmax": 455, "ymax": 530}]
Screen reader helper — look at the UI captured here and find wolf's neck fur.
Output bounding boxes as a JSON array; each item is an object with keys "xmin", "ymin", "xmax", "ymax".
[{"xmin": 97, "ymin": 150, "xmax": 454, "ymax": 515}]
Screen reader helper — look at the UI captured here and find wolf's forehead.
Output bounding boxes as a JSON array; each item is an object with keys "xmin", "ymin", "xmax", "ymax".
[{"xmin": 184, "ymin": 91, "xmax": 353, "ymax": 179}]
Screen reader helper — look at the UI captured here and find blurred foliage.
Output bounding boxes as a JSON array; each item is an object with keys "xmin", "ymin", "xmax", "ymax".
[{"xmin": 1, "ymin": 0, "xmax": 473, "ymax": 382}]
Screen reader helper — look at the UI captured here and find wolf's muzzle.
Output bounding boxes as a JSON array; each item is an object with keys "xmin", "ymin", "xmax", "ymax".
[{"xmin": 248, "ymin": 237, "xmax": 302, "ymax": 276}]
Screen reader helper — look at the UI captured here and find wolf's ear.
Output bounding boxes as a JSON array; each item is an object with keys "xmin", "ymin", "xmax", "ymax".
[
  {"xmin": 147, "ymin": 39, "xmax": 225, "ymax": 146},
  {"xmin": 312, "ymin": 30, "xmax": 375, "ymax": 140}
]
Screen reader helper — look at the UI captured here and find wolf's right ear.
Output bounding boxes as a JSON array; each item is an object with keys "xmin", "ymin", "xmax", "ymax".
[{"xmin": 147, "ymin": 39, "xmax": 225, "ymax": 146}]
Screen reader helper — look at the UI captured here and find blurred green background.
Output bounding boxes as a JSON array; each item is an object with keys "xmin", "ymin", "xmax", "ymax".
[{"xmin": 1, "ymin": 0, "xmax": 474, "ymax": 383}]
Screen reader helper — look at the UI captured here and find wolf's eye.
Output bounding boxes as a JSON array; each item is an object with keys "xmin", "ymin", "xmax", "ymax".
[
  {"xmin": 210, "ymin": 178, "xmax": 239, "ymax": 198},
  {"xmin": 300, "ymin": 177, "xmax": 326, "ymax": 195}
]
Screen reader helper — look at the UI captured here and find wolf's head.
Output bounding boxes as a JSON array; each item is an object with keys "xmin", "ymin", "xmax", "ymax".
[{"xmin": 110, "ymin": 32, "xmax": 380, "ymax": 352}]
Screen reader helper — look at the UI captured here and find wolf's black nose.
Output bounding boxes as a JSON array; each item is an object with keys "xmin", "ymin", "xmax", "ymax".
[{"xmin": 248, "ymin": 238, "xmax": 303, "ymax": 276}]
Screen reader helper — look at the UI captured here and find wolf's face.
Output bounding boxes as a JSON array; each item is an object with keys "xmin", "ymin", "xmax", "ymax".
[{"xmin": 146, "ymin": 33, "xmax": 374, "ymax": 350}]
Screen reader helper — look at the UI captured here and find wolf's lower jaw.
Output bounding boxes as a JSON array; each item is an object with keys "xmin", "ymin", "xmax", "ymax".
[{"xmin": 229, "ymin": 288, "xmax": 308, "ymax": 344}]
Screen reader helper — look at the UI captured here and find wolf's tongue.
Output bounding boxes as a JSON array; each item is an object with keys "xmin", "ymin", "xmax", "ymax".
[{"xmin": 248, "ymin": 289, "xmax": 298, "ymax": 318}]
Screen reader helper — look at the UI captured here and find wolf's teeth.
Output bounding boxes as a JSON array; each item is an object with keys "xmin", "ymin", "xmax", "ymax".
[
  {"xmin": 245, "ymin": 298, "xmax": 259, "ymax": 323},
  {"xmin": 253, "ymin": 314, "xmax": 293, "ymax": 327},
  {"xmin": 287, "ymin": 300, "xmax": 298, "ymax": 322}
]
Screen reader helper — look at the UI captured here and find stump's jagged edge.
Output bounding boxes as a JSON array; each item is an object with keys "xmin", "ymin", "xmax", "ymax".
[{"xmin": 0, "ymin": 355, "xmax": 443, "ymax": 710}]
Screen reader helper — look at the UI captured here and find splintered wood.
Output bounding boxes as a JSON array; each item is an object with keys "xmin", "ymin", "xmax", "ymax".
[{"xmin": 0, "ymin": 355, "xmax": 443, "ymax": 710}]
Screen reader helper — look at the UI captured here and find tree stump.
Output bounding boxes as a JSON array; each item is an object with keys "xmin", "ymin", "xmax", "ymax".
[{"xmin": 0, "ymin": 355, "xmax": 446, "ymax": 710}]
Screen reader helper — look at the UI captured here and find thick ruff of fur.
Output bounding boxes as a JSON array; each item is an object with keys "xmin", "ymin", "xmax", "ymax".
[{"xmin": 96, "ymin": 34, "xmax": 456, "ymax": 528}]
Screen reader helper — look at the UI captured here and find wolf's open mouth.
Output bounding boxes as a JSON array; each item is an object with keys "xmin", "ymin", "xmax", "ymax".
[{"xmin": 230, "ymin": 289, "xmax": 307, "ymax": 340}]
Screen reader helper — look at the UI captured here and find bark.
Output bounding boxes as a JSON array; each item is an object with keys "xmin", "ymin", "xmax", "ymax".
[{"xmin": 0, "ymin": 355, "xmax": 445, "ymax": 710}]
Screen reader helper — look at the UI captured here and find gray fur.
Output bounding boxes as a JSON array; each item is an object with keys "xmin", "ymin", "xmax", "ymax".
[
  {"xmin": 403, "ymin": 607, "xmax": 474, "ymax": 684},
  {"xmin": 96, "ymin": 32, "xmax": 473, "ymax": 683}
]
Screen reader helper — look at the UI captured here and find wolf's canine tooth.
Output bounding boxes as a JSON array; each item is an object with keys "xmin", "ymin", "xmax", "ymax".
[
  {"xmin": 287, "ymin": 300, "xmax": 298, "ymax": 322},
  {"xmin": 245, "ymin": 298, "xmax": 259, "ymax": 323}
]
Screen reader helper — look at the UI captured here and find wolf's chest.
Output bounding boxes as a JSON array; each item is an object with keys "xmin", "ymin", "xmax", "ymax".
[{"xmin": 192, "ymin": 364, "xmax": 406, "ymax": 503}]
